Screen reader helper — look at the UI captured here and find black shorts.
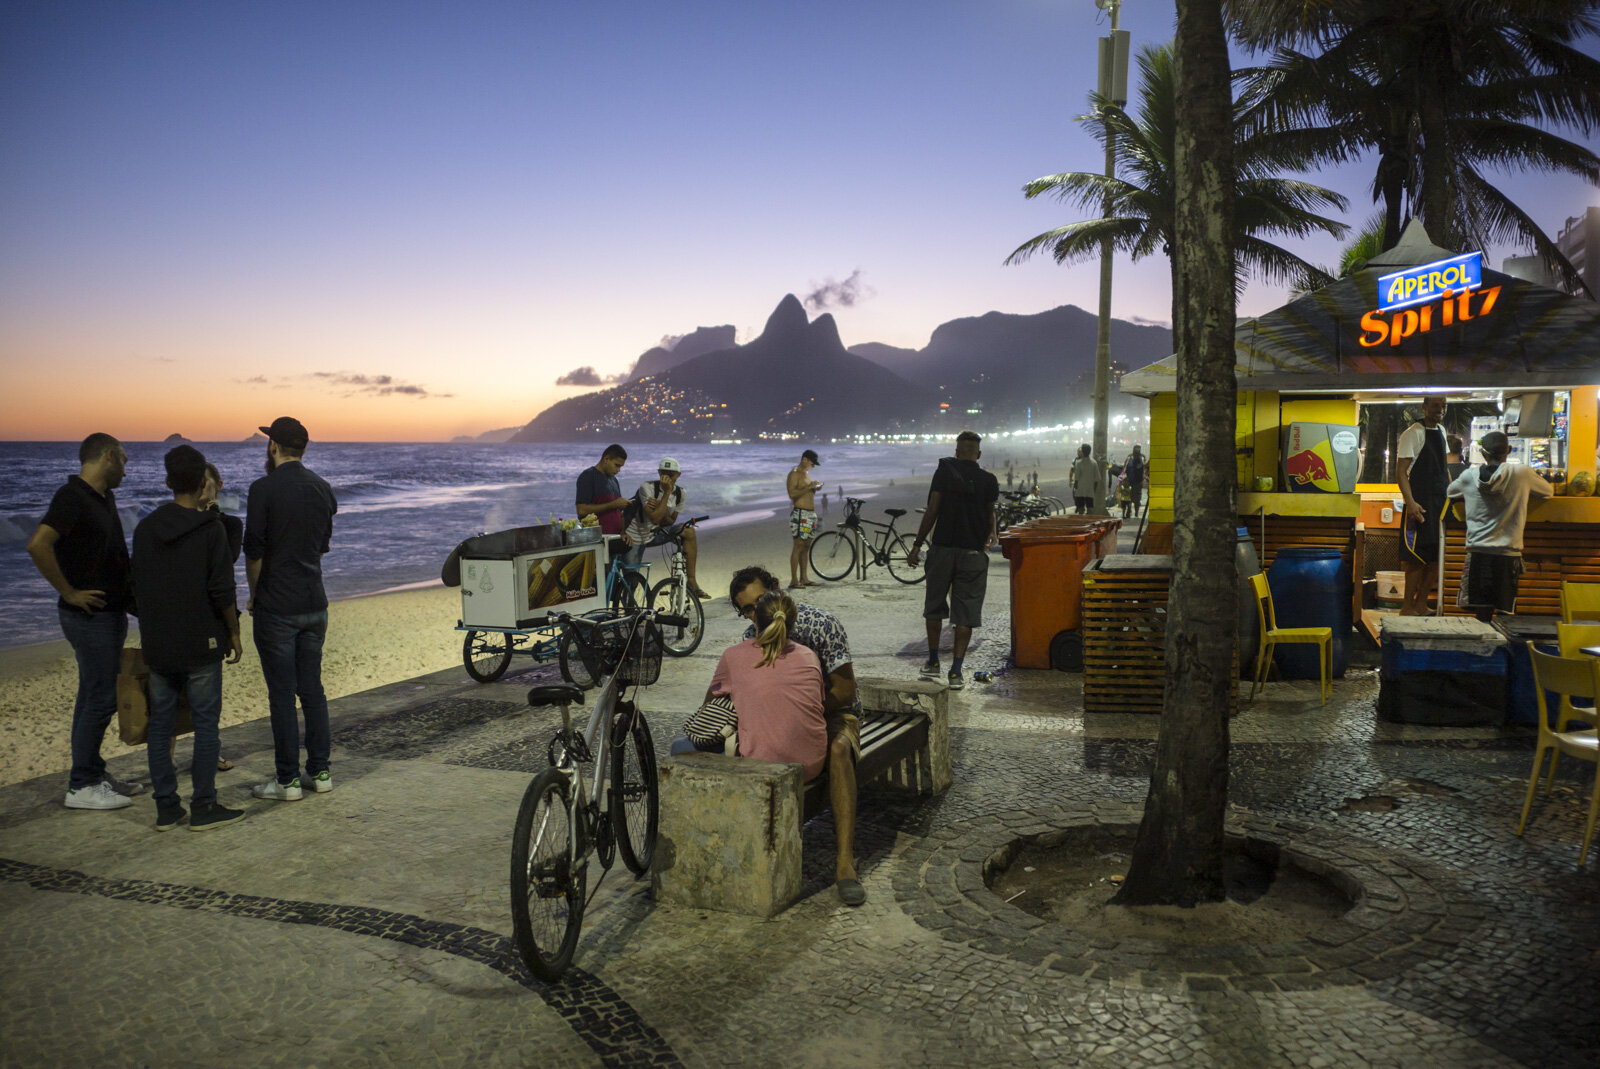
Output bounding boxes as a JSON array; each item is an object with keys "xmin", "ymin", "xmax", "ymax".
[
  {"xmin": 1401, "ymin": 496, "xmax": 1445, "ymax": 566},
  {"xmin": 1457, "ymin": 553, "xmax": 1523, "ymax": 615}
]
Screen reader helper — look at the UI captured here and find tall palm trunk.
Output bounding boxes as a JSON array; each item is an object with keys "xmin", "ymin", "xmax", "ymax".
[{"xmin": 1114, "ymin": 0, "xmax": 1236, "ymax": 908}]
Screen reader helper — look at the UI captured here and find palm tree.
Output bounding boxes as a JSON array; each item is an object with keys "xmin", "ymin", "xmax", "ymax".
[
  {"xmin": 1007, "ymin": 42, "xmax": 1349, "ymax": 340},
  {"xmin": 1113, "ymin": 0, "xmax": 1240, "ymax": 910},
  {"xmin": 1228, "ymin": 0, "xmax": 1600, "ymax": 294}
]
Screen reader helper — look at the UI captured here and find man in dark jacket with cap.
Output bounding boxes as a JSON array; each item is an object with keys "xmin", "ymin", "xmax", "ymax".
[
  {"xmin": 245, "ymin": 416, "xmax": 338, "ymax": 802},
  {"xmin": 131, "ymin": 445, "xmax": 246, "ymax": 832}
]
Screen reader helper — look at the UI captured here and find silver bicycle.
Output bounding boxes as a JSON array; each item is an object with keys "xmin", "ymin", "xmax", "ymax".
[
  {"xmin": 510, "ymin": 605, "xmax": 682, "ymax": 982},
  {"xmin": 645, "ymin": 515, "xmax": 708, "ymax": 656}
]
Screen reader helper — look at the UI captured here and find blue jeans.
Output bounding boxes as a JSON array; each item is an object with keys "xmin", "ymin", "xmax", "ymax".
[
  {"xmin": 59, "ymin": 608, "xmax": 128, "ymax": 789},
  {"xmin": 252, "ymin": 609, "xmax": 331, "ymax": 785},
  {"xmin": 147, "ymin": 661, "xmax": 223, "ymax": 805}
]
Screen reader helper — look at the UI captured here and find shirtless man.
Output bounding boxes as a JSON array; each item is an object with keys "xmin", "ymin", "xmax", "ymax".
[{"xmin": 786, "ymin": 449, "xmax": 822, "ymax": 588}]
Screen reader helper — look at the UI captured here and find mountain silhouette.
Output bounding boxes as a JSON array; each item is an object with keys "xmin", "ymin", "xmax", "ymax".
[
  {"xmin": 507, "ymin": 298, "xmax": 1175, "ymax": 442},
  {"xmin": 850, "ymin": 305, "xmax": 1174, "ymax": 419},
  {"xmin": 628, "ymin": 324, "xmax": 737, "ymax": 381},
  {"xmin": 510, "ymin": 296, "xmax": 936, "ymax": 441}
]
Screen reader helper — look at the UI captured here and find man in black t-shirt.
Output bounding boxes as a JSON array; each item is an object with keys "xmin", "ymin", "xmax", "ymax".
[
  {"xmin": 905, "ymin": 431, "xmax": 999, "ymax": 689},
  {"xmin": 26, "ymin": 432, "xmax": 145, "ymax": 809}
]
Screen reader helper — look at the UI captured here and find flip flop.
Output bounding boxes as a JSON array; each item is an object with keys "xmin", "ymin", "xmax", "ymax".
[
  {"xmin": 836, "ymin": 878, "xmax": 866, "ymax": 906},
  {"xmin": 217, "ymin": 758, "xmax": 234, "ymax": 772}
]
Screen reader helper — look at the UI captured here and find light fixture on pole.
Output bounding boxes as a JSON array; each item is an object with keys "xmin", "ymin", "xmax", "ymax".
[{"xmin": 1090, "ymin": 0, "xmax": 1129, "ymax": 513}]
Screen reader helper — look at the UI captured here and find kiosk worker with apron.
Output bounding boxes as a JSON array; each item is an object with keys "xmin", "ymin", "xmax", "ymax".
[{"xmin": 1397, "ymin": 396, "xmax": 1449, "ymax": 616}]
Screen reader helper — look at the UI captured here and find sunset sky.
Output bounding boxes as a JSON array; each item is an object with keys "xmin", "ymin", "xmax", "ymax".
[{"xmin": 3, "ymin": 1, "xmax": 1597, "ymax": 442}]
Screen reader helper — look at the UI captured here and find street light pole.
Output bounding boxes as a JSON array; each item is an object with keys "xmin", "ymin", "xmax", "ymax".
[{"xmin": 1091, "ymin": 0, "xmax": 1129, "ymax": 513}]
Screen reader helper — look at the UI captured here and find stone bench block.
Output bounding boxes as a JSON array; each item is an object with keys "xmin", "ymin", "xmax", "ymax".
[
  {"xmin": 856, "ymin": 676, "xmax": 951, "ymax": 794},
  {"xmin": 653, "ymin": 752, "xmax": 803, "ymax": 917}
]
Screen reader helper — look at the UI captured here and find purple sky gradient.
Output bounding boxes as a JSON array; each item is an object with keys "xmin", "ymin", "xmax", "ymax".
[{"xmin": 2, "ymin": 1, "xmax": 1596, "ymax": 440}]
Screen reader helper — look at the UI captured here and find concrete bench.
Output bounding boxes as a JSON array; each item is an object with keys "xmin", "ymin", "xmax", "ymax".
[{"xmin": 652, "ymin": 677, "xmax": 950, "ymax": 916}]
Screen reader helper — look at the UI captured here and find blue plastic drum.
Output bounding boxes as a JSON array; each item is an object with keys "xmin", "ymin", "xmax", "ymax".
[{"xmin": 1265, "ymin": 546, "xmax": 1351, "ymax": 679}]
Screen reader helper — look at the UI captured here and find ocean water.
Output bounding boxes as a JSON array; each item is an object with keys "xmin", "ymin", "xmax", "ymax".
[{"xmin": 0, "ymin": 440, "xmax": 969, "ymax": 649}]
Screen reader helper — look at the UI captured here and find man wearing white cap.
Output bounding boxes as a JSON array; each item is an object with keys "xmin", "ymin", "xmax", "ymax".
[{"xmin": 622, "ymin": 457, "xmax": 710, "ymax": 598}]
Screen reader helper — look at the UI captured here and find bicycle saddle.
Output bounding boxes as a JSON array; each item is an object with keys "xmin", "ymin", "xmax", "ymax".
[
  {"xmin": 527, "ymin": 683, "xmax": 584, "ymax": 709},
  {"xmin": 884, "ymin": 508, "xmax": 907, "ymax": 518}
]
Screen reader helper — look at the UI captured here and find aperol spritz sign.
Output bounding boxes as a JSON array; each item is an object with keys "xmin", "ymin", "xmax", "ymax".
[{"xmin": 1359, "ymin": 251, "xmax": 1500, "ymax": 348}]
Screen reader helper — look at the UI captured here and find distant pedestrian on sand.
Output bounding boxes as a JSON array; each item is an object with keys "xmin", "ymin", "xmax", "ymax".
[
  {"xmin": 26, "ymin": 432, "xmax": 145, "ymax": 810},
  {"xmin": 131, "ymin": 445, "xmax": 245, "ymax": 832},
  {"xmin": 246, "ymin": 416, "xmax": 338, "ymax": 802},
  {"xmin": 907, "ymin": 431, "xmax": 998, "ymax": 690},
  {"xmin": 786, "ymin": 449, "xmax": 823, "ymax": 588}
]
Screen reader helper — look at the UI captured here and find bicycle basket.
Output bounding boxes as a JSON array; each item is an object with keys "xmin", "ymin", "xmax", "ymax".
[
  {"xmin": 843, "ymin": 498, "xmax": 863, "ymax": 525},
  {"xmin": 614, "ymin": 619, "xmax": 663, "ymax": 686}
]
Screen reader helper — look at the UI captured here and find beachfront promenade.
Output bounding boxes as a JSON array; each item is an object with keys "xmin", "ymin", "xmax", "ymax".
[{"xmin": 2, "ymin": 539, "xmax": 1597, "ymax": 1068}]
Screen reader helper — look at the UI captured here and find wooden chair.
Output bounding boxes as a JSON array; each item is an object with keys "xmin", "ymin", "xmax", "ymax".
[
  {"xmin": 1522, "ymin": 648, "xmax": 1600, "ymax": 866},
  {"xmin": 1555, "ymin": 623, "xmax": 1600, "ymax": 730},
  {"xmin": 1560, "ymin": 581, "xmax": 1600, "ymax": 624},
  {"xmin": 1248, "ymin": 572, "xmax": 1332, "ymax": 706}
]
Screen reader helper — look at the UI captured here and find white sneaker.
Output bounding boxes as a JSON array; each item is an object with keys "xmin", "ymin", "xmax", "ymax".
[
  {"xmin": 252, "ymin": 777, "xmax": 302, "ymax": 801},
  {"xmin": 308, "ymin": 771, "xmax": 333, "ymax": 794},
  {"xmin": 65, "ymin": 782, "xmax": 133, "ymax": 810}
]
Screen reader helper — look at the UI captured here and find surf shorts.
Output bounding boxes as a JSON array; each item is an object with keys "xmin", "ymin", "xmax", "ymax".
[{"xmin": 790, "ymin": 507, "xmax": 818, "ymax": 540}]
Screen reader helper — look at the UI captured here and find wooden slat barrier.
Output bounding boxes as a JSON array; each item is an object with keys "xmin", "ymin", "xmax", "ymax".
[
  {"xmin": 1081, "ymin": 559, "xmax": 1238, "ymax": 714},
  {"xmin": 1238, "ymin": 514, "xmax": 1356, "ymax": 574},
  {"xmin": 1359, "ymin": 521, "xmax": 1600, "ymax": 617}
]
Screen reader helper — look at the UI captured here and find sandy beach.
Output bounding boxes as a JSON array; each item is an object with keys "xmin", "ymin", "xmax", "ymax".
[{"xmin": 0, "ymin": 445, "xmax": 1075, "ymax": 789}]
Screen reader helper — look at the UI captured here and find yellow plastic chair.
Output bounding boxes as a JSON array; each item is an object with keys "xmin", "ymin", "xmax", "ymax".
[
  {"xmin": 1560, "ymin": 581, "xmax": 1600, "ymax": 624},
  {"xmin": 1556, "ymin": 623, "xmax": 1600, "ymax": 730},
  {"xmin": 1522, "ymin": 648, "xmax": 1600, "ymax": 865},
  {"xmin": 1248, "ymin": 572, "xmax": 1332, "ymax": 705}
]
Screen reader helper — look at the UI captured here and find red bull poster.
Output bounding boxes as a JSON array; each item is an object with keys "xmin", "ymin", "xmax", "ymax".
[{"xmin": 1282, "ymin": 423, "xmax": 1358, "ymax": 493}]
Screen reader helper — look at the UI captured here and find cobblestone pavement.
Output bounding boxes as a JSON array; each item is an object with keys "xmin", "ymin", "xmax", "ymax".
[{"xmin": 2, "ymin": 556, "xmax": 1597, "ymax": 1068}]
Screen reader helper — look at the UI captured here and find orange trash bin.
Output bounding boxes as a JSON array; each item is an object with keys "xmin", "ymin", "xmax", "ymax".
[{"xmin": 998, "ymin": 516, "xmax": 1121, "ymax": 670}]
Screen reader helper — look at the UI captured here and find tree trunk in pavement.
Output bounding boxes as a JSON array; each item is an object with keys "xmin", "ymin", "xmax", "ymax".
[{"xmin": 1113, "ymin": 0, "xmax": 1237, "ymax": 908}]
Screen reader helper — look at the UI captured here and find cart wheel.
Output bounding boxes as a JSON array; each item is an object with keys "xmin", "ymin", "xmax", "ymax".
[
  {"xmin": 1049, "ymin": 630, "xmax": 1084, "ymax": 672},
  {"xmin": 464, "ymin": 630, "xmax": 514, "ymax": 682}
]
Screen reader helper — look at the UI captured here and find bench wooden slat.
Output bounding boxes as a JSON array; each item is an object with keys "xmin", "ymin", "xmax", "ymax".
[{"xmin": 801, "ymin": 712, "xmax": 928, "ymax": 823}]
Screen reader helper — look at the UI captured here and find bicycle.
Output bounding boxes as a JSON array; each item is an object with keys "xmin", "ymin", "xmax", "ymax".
[
  {"xmin": 809, "ymin": 497, "xmax": 925, "ymax": 584},
  {"xmin": 511, "ymin": 605, "xmax": 682, "ymax": 982},
  {"xmin": 642, "ymin": 515, "xmax": 708, "ymax": 656}
]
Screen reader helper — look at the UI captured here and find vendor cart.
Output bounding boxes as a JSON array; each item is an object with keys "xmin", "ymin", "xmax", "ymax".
[{"xmin": 442, "ymin": 523, "xmax": 616, "ymax": 683}]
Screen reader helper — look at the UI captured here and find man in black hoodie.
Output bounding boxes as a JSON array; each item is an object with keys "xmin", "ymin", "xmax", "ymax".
[{"xmin": 131, "ymin": 445, "xmax": 245, "ymax": 832}]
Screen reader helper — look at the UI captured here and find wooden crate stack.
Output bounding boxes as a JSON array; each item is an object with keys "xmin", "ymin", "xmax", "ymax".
[{"xmin": 1082, "ymin": 555, "xmax": 1241, "ymax": 714}]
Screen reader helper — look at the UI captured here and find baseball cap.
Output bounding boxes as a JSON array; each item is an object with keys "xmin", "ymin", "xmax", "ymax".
[
  {"xmin": 657, "ymin": 457, "xmax": 681, "ymax": 473},
  {"xmin": 259, "ymin": 416, "xmax": 310, "ymax": 449},
  {"xmin": 802, "ymin": 449, "xmax": 821, "ymax": 465}
]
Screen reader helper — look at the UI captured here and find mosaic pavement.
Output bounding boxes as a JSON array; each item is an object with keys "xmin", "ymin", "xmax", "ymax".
[{"xmin": 2, "ymin": 558, "xmax": 1597, "ymax": 1068}]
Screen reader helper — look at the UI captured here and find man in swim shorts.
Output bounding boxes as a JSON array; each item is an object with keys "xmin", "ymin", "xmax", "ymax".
[{"xmin": 786, "ymin": 449, "xmax": 822, "ymax": 589}]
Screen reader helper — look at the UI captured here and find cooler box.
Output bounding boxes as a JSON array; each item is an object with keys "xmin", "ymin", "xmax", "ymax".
[
  {"xmin": 1378, "ymin": 616, "xmax": 1508, "ymax": 726},
  {"xmin": 455, "ymin": 524, "xmax": 606, "ymax": 628},
  {"xmin": 1494, "ymin": 615, "xmax": 1563, "ymax": 726}
]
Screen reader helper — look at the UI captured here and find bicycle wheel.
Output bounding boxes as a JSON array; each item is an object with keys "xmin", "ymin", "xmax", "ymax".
[
  {"xmin": 611, "ymin": 708, "xmax": 659, "ymax": 877},
  {"xmin": 510, "ymin": 768, "xmax": 586, "ymax": 982},
  {"xmin": 610, "ymin": 569, "xmax": 648, "ymax": 613},
  {"xmin": 648, "ymin": 577, "xmax": 704, "ymax": 656},
  {"xmin": 463, "ymin": 630, "xmax": 514, "ymax": 682},
  {"xmin": 809, "ymin": 530, "xmax": 856, "ymax": 581},
  {"xmin": 885, "ymin": 534, "xmax": 925, "ymax": 585},
  {"xmin": 558, "ymin": 630, "xmax": 596, "ymax": 689}
]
